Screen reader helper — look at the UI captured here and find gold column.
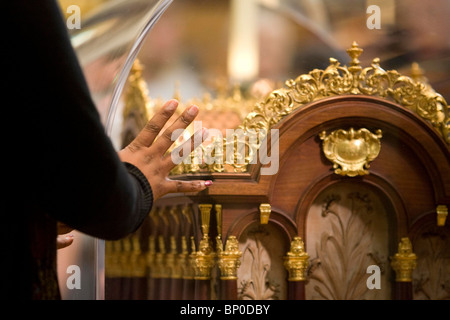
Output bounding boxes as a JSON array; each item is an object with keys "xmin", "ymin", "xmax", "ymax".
[
  {"xmin": 391, "ymin": 237, "xmax": 417, "ymax": 282},
  {"xmin": 283, "ymin": 237, "xmax": 309, "ymax": 281},
  {"xmin": 194, "ymin": 204, "xmax": 216, "ymax": 280}
]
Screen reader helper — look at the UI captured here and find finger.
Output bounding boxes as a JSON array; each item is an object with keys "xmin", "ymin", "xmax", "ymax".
[
  {"xmin": 167, "ymin": 179, "xmax": 213, "ymax": 194},
  {"xmin": 164, "ymin": 127, "xmax": 208, "ymax": 170},
  {"xmin": 153, "ymin": 104, "xmax": 199, "ymax": 154},
  {"xmin": 57, "ymin": 234, "xmax": 74, "ymax": 250},
  {"xmin": 131, "ymin": 99, "xmax": 179, "ymax": 149}
]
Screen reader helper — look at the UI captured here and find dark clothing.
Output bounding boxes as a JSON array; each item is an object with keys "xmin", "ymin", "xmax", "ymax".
[{"xmin": 2, "ymin": 1, "xmax": 153, "ymax": 299}]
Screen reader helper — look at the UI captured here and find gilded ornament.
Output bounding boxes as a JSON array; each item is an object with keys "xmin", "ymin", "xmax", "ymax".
[
  {"xmin": 125, "ymin": 43, "xmax": 449, "ymax": 177},
  {"xmin": 391, "ymin": 237, "xmax": 417, "ymax": 282},
  {"xmin": 436, "ymin": 205, "xmax": 448, "ymax": 227},
  {"xmin": 194, "ymin": 204, "xmax": 216, "ymax": 280},
  {"xmin": 218, "ymin": 236, "xmax": 242, "ymax": 280},
  {"xmin": 319, "ymin": 128, "xmax": 383, "ymax": 177},
  {"xmin": 283, "ymin": 237, "xmax": 309, "ymax": 281},
  {"xmin": 259, "ymin": 203, "xmax": 271, "ymax": 224}
]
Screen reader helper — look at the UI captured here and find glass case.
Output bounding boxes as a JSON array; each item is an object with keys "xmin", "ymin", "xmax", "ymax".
[{"xmin": 57, "ymin": 0, "xmax": 449, "ymax": 300}]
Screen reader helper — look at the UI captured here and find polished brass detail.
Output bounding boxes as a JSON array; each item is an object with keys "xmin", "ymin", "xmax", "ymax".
[
  {"xmin": 194, "ymin": 204, "xmax": 216, "ymax": 280},
  {"xmin": 218, "ymin": 236, "xmax": 242, "ymax": 280},
  {"xmin": 283, "ymin": 237, "xmax": 309, "ymax": 281},
  {"xmin": 391, "ymin": 237, "xmax": 417, "ymax": 282},
  {"xmin": 319, "ymin": 128, "xmax": 383, "ymax": 177},
  {"xmin": 259, "ymin": 203, "xmax": 271, "ymax": 224},
  {"xmin": 437, "ymin": 205, "xmax": 448, "ymax": 226}
]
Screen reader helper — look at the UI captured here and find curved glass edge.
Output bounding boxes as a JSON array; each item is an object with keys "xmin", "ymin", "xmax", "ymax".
[
  {"xmin": 104, "ymin": 0, "xmax": 173, "ymax": 137},
  {"xmin": 56, "ymin": 0, "xmax": 173, "ymax": 300}
]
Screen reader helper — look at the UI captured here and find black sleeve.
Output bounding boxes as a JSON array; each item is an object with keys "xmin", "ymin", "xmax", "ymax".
[{"xmin": 5, "ymin": 1, "xmax": 152, "ymax": 240}]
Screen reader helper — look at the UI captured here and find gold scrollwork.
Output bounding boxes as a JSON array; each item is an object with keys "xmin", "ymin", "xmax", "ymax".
[
  {"xmin": 241, "ymin": 42, "xmax": 449, "ymax": 148},
  {"xmin": 319, "ymin": 128, "xmax": 383, "ymax": 177}
]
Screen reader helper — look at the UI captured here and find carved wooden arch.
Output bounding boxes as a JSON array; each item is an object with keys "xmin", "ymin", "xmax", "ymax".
[
  {"xmin": 251, "ymin": 95, "xmax": 450, "ymax": 206},
  {"xmin": 294, "ymin": 172, "xmax": 406, "ymax": 248},
  {"xmin": 226, "ymin": 206, "xmax": 297, "ymax": 242}
]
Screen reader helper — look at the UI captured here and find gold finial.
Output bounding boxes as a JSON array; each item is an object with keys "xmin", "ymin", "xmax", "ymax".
[
  {"xmin": 437, "ymin": 205, "xmax": 448, "ymax": 226},
  {"xmin": 259, "ymin": 203, "xmax": 271, "ymax": 224},
  {"xmin": 346, "ymin": 41, "xmax": 363, "ymax": 68},
  {"xmin": 410, "ymin": 62, "xmax": 424, "ymax": 81},
  {"xmin": 218, "ymin": 236, "xmax": 242, "ymax": 280},
  {"xmin": 284, "ymin": 237, "xmax": 309, "ymax": 281},
  {"xmin": 390, "ymin": 237, "xmax": 417, "ymax": 282}
]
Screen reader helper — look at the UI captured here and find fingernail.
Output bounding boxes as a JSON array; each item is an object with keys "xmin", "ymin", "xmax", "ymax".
[
  {"xmin": 187, "ymin": 105, "xmax": 199, "ymax": 116},
  {"xmin": 165, "ymin": 100, "xmax": 178, "ymax": 112},
  {"xmin": 204, "ymin": 180, "xmax": 213, "ymax": 187}
]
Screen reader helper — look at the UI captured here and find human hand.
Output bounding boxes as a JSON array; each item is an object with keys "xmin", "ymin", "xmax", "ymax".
[
  {"xmin": 57, "ymin": 222, "xmax": 74, "ymax": 250},
  {"xmin": 118, "ymin": 99, "xmax": 212, "ymax": 200}
]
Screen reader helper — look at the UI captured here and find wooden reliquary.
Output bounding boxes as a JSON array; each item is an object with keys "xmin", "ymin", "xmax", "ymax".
[{"xmin": 105, "ymin": 42, "xmax": 450, "ymax": 300}]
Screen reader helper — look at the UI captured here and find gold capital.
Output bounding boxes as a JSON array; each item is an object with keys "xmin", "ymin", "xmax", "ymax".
[
  {"xmin": 218, "ymin": 236, "xmax": 242, "ymax": 280},
  {"xmin": 284, "ymin": 237, "xmax": 309, "ymax": 281},
  {"xmin": 391, "ymin": 237, "xmax": 417, "ymax": 282}
]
